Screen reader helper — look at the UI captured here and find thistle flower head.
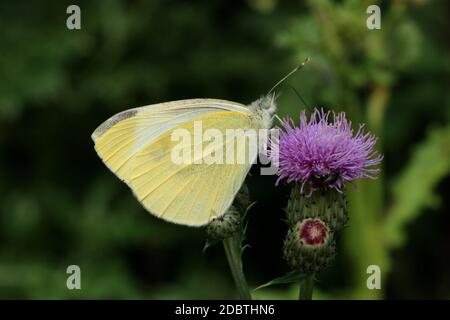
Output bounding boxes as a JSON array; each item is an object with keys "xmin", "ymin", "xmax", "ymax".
[{"xmin": 274, "ymin": 109, "xmax": 382, "ymax": 194}]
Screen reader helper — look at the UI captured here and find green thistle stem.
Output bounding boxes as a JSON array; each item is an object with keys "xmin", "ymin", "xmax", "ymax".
[
  {"xmin": 299, "ymin": 275, "xmax": 315, "ymax": 300},
  {"xmin": 223, "ymin": 235, "xmax": 252, "ymax": 300}
]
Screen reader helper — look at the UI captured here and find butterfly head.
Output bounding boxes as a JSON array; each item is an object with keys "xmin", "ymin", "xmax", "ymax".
[
  {"xmin": 252, "ymin": 93, "xmax": 277, "ymax": 115},
  {"xmin": 249, "ymin": 93, "xmax": 277, "ymax": 129}
]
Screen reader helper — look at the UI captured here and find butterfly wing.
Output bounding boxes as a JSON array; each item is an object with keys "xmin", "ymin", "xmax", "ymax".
[
  {"xmin": 92, "ymin": 99, "xmax": 257, "ymax": 226},
  {"xmin": 92, "ymin": 99, "xmax": 249, "ymax": 179}
]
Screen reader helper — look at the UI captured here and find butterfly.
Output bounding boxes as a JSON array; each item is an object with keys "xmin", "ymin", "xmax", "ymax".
[{"xmin": 91, "ymin": 59, "xmax": 309, "ymax": 226}]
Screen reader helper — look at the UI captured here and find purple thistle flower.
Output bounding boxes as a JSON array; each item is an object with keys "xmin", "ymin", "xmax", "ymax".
[{"xmin": 272, "ymin": 108, "xmax": 383, "ymax": 194}]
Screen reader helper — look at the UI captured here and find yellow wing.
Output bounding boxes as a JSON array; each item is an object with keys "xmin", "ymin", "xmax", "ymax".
[{"xmin": 92, "ymin": 99, "xmax": 257, "ymax": 226}]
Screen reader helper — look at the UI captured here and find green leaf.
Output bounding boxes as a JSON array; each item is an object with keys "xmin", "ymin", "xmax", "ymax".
[
  {"xmin": 384, "ymin": 125, "xmax": 450, "ymax": 248},
  {"xmin": 254, "ymin": 271, "xmax": 308, "ymax": 291}
]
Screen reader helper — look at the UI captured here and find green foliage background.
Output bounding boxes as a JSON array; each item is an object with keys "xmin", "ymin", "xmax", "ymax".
[{"xmin": 0, "ymin": 0, "xmax": 449, "ymax": 299}]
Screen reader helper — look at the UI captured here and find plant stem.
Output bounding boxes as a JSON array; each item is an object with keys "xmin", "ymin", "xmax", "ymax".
[
  {"xmin": 299, "ymin": 275, "xmax": 315, "ymax": 300},
  {"xmin": 223, "ymin": 235, "xmax": 252, "ymax": 300}
]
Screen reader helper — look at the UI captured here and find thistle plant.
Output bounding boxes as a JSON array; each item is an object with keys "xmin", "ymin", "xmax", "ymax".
[{"xmin": 271, "ymin": 108, "xmax": 382, "ymax": 299}]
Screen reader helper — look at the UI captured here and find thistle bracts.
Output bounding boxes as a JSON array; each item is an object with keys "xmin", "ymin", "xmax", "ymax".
[
  {"xmin": 286, "ymin": 184, "xmax": 348, "ymax": 231},
  {"xmin": 283, "ymin": 184, "xmax": 343, "ymax": 274},
  {"xmin": 206, "ymin": 206, "xmax": 241, "ymax": 242},
  {"xmin": 283, "ymin": 218, "xmax": 335, "ymax": 274}
]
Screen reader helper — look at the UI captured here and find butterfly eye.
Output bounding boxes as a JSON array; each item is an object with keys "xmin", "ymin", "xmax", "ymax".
[{"xmin": 259, "ymin": 96, "xmax": 273, "ymax": 110}]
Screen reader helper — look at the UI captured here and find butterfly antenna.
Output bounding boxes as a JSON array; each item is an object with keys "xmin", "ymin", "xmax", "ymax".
[
  {"xmin": 268, "ymin": 57, "xmax": 310, "ymax": 94},
  {"xmin": 288, "ymin": 84, "xmax": 311, "ymax": 111}
]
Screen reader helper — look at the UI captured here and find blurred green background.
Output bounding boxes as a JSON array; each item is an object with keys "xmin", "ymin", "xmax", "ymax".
[{"xmin": 0, "ymin": 0, "xmax": 449, "ymax": 299}]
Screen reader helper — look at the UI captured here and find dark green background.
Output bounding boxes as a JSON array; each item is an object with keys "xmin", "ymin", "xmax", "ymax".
[{"xmin": 0, "ymin": 0, "xmax": 449, "ymax": 299}]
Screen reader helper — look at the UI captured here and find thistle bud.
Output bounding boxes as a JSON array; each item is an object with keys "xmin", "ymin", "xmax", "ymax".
[
  {"xmin": 206, "ymin": 206, "xmax": 241, "ymax": 241},
  {"xmin": 283, "ymin": 218, "xmax": 336, "ymax": 274}
]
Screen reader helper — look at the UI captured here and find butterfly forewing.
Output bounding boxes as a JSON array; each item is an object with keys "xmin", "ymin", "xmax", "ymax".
[{"xmin": 93, "ymin": 99, "xmax": 259, "ymax": 226}]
